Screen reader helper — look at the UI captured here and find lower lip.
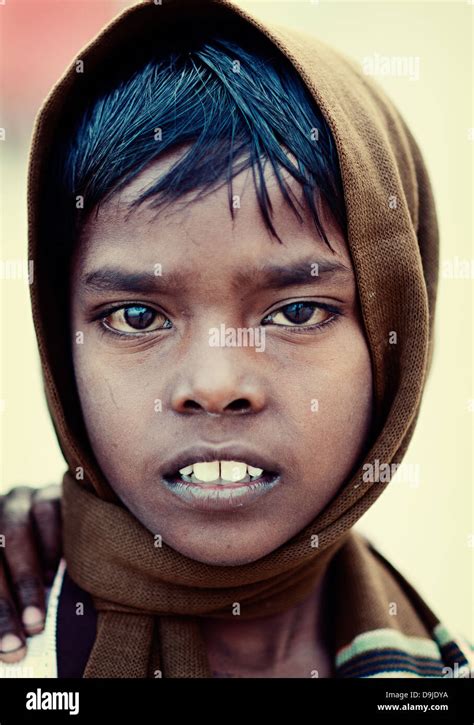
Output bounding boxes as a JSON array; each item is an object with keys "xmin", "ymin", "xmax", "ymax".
[{"xmin": 161, "ymin": 475, "xmax": 282, "ymax": 511}]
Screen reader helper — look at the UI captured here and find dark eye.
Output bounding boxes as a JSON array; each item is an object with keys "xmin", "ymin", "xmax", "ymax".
[
  {"xmin": 263, "ymin": 302, "xmax": 332, "ymax": 327},
  {"xmin": 101, "ymin": 305, "xmax": 171, "ymax": 334}
]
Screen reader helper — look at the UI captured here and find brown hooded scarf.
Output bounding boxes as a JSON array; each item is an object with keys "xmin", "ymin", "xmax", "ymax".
[{"xmin": 26, "ymin": 0, "xmax": 472, "ymax": 678}]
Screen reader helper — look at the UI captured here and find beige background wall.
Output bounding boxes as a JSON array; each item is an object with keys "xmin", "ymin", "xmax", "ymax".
[{"xmin": 0, "ymin": 0, "xmax": 472, "ymax": 640}]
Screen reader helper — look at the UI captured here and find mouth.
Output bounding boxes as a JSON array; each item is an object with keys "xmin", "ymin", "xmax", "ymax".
[
  {"xmin": 160, "ymin": 445, "xmax": 282, "ymax": 511},
  {"xmin": 164, "ymin": 460, "xmax": 279, "ymax": 487}
]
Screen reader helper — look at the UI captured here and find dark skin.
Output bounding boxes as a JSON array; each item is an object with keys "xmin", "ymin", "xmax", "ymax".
[
  {"xmin": 0, "ymin": 484, "xmax": 62, "ymax": 663},
  {"xmin": 0, "ymin": 150, "xmax": 373, "ymax": 675},
  {"xmin": 203, "ymin": 558, "xmax": 335, "ymax": 677},
  {"xmin": 68, "ymin": 147, "xmax": 374, "ymax": 676}
]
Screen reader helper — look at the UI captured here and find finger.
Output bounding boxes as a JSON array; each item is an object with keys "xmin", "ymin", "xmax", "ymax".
[
  {"xmin": 1, "ymin": 487, "xmax": 46, "ymax": 636},
  {"xmin": 31, "ymin": 483, "xmax": 62, "ymax": 585},
  {"xmin": 0, "ymin": 558, "xmax": 27, "ymax": 664}
]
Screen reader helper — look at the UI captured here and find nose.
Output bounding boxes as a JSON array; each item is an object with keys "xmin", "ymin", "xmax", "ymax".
[{"xmin": 170, "ymin": 347, "xmax": 266, "ymax": 416}]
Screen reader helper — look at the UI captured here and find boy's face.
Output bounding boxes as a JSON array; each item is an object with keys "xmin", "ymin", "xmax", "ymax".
[{"xmin": 69, "ymin": 148, "xmax": 373, "ymax": 566}]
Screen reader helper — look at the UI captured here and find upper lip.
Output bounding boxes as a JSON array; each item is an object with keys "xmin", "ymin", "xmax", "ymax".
[{"xmin": 161, "ymin": 443, "xmax": 280, "ymax": 479}]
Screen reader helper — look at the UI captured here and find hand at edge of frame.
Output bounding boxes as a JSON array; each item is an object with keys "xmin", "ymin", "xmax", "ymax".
[{"xmin": 0, "ymin": 483, "xmax": 62, "ymax": 664}]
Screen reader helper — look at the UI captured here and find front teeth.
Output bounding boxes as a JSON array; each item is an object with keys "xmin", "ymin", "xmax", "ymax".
[
  {"xmin": 193, "ymin": 461, "xmax": 220, "ymax": 482},
  {"xmin": 178, "ymin": 461, "xmax": 264, "ymax": 483},
  {"xmin": 221, "ymin": 461, "xmax": 246, "ymax": 482}
]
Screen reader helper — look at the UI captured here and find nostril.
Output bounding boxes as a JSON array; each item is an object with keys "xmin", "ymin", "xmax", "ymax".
[
  {"xmin": 182, "ymin": 400, "xmax": 202, "ymax": 411},
  {"xmin": 178, "ymin": 397, "xmax": 253, "ymax": 414},
  {"xmin": 226, "ymin": 398, "xmax": 251, "ymax": 412}
]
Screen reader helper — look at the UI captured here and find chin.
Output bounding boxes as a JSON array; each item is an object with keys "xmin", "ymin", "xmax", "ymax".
[{"xmin": 168, "ymin": 536, "xmax": 276, "ymax": 567}]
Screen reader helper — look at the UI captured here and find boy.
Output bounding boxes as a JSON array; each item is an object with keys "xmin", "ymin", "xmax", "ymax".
[{"xmin": 1, "ymin": 0, "xmax": 472, "ymax": 678}]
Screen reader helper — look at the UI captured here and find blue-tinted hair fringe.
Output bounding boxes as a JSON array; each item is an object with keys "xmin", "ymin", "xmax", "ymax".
[{"xmin": 60, "ymin": 26, "xmax": 346, "ymax": 248}]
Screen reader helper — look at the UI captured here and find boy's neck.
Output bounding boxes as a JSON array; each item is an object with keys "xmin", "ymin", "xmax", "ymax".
[{"xmin": 200, "ymin": 567, "xmax": 333, "ymax": 678}]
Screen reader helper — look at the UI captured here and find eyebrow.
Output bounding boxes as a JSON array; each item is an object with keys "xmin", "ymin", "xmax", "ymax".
[
  {"xmin": 234, "ymin": 258, "xmax": 352, "ymax": 290},
  {"xmin": 80, "ymin": 257, "xmax": 352, "ymax": 295}
]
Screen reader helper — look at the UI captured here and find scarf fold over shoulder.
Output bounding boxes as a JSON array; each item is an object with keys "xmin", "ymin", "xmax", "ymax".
[{"xmin": 27, "ymin": 0, "xmax": 471, "ymax": 677}]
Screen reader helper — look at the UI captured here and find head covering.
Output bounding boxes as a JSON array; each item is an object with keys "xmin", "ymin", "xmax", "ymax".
[{"xmin": 27, "ymin": 0, "xmax": 469, "ymax": 678}]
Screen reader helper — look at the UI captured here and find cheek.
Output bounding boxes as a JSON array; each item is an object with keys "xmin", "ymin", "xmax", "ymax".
[
  {"xmin": 317, "ymin": 334, "xmax": 373, "ymax": 440},
  {"xmin": 71, "ymin": 342, "xmax": 156, "ymax": 481},
  {"xmin": 282, "ymin": 325, "xmax": 373, "ymax": 500}
]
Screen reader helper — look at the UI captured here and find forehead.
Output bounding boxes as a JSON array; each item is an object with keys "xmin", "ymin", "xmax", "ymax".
[{"xmin": 74, "ymin": 147, "xmax": 352, "ymax": 277}]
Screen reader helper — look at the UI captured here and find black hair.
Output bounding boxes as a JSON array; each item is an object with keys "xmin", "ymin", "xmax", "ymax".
[{"xmin": 58, "ymin": 23, "xmax": 346, "ymax": 247}]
